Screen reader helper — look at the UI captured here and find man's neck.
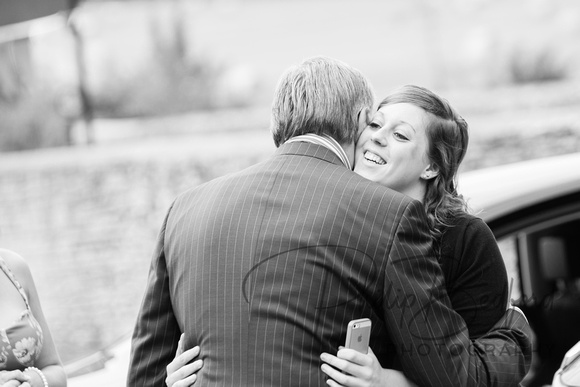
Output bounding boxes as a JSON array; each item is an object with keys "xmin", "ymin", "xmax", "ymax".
[
  {"xmin": 285, "ymin": 134, "xmax": 353, "ymax": 170},
  {"xmin": 341, "ymin": 142, "xmax": 355, "ymax": 171}
]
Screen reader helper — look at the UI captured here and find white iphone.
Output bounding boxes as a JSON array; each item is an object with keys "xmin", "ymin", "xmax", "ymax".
[{"xmin": 345, "ymin": 318, "xmax": 371, "ymax": 354}]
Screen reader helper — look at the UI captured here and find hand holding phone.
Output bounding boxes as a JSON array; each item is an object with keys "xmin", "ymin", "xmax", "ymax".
[{"xmin": 345, "ymin": 318, "xmax": 371, "ymax": 354}]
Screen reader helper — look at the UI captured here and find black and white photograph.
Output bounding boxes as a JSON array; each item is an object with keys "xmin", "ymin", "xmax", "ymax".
[{"xmin": 1, "ymin": 0, "xmax": 579, "ymax": 386}]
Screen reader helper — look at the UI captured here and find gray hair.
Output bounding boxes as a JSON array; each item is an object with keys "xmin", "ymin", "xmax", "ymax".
[{"xmin": 270, "ymin": 56, "xmax": 374, "ymax": 147}]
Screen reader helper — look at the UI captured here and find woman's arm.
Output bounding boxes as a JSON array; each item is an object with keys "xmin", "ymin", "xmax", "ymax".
[
  {"xmin": 320, "ymin": 347, "xmax": 417, "ymax": 387},
  {"xmin": 0, "ymin": 249, "xmax": 67, "ymax": 387},
  {"xmin": 440, "ymin": 216, "xmax": 509, "ymax": 338},
  {"xmin": 319, "ymin": 216, "xmax": 531, "ymax": 387}
]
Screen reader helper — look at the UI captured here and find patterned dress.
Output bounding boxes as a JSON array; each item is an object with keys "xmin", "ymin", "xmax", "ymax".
[{"xmin": 0, "ymin": 255, "xmax": 44, "ymax": 370}]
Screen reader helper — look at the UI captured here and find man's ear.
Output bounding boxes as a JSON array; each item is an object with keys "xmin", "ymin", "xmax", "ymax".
[
  {"xmin": 421, "ymin": 164, "xmax": 440, "ymax": 180},
  {"xmin": 356, "ymin": 107, "xmax": 372, "ymax": 139}
]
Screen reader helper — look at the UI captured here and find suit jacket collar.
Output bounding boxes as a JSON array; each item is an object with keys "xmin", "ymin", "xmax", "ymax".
[{"xmin": 275, "ymin": 141, "xmax": 348, "ymax": 168}]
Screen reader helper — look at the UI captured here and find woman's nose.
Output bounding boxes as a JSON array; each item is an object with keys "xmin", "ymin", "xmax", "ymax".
[{"xmin": 370, "ymin": 128, "xmax": 387, "ymax": 146}]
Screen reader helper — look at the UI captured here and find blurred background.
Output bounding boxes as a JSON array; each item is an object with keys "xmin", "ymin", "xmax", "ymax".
[{"xmin": 1, "ymin": 0, "xmax": 580, "ymax": 380}]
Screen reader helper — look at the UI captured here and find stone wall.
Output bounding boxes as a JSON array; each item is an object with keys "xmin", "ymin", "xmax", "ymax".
[{"xmin": 0, "ymin": 130, "xmax": 273, "ymax": 363}]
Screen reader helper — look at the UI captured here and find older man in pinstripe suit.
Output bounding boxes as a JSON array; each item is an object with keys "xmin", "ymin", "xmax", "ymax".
[{"xmin": 128, "ymin": 57, "xmax": 530, "ymax": 387}]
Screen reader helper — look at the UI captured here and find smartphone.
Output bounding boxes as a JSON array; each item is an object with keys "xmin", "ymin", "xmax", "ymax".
[{"xmin": 345, "ymin": 318, "xmax": 371, "ymax": 354}]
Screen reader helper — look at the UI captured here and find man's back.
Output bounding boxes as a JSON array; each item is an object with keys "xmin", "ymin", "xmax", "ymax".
[
  {"xmin": 164, "ymin": 142, "xmax": 417, "ymax": 386},
  {"xmin": 129, "ymin": 55, "xmax": 532, "ymax": 387}
]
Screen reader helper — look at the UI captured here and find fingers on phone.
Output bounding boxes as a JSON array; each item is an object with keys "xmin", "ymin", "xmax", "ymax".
[
  {"xmin": 321, "ymin": 362, "xmax": 354, "ymax": 386},
  {"xmin": 320, "ymin": 352, "xmax": 349, "ymax": 372}
]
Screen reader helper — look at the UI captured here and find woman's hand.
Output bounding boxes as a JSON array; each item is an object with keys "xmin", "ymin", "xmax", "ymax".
[
  {"xmin": 0, "ymin": 370, "xmax": 30, "ymax": 386},
  {"xmin": 165, "ymin": 333, "xmax": 203, "ymax": 387},
  {"xmin": 320, "ymin": 347, "xmax": 417, "ymax": 387},
  {"xmin": 320, "ymin": 347, "xmax": 384, "ymax": 387}
]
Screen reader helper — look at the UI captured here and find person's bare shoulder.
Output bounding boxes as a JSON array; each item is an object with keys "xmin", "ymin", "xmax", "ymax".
[{"xmin": 0, "ymin": 248, "xmax": 34, "ymax": 288}]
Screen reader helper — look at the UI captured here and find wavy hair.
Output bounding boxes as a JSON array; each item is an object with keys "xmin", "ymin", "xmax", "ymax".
[
  {"xmin": 270, "ymin": 56, "xmax": 374, "ymax": 147},
  {"xmin": 378, "ymin": 85, "xmax": 470, "ymax": 242}
]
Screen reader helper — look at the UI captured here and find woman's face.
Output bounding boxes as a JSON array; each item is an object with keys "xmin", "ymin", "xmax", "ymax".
[{"xmin": 354, "ymin": 102, "xmax": 434, "ymax": 200}]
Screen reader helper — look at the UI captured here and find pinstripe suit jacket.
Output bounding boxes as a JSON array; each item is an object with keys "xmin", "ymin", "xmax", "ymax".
[{"xmin": 128, "ymin": 141, "xmax": 531, "ymax": 387}]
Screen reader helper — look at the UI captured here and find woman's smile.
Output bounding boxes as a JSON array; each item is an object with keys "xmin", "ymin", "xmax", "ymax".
[
  {"xmin": 354, "ymin": 102, "xmax": 432, "ymax": 200},
  {"xmin": 363, "ymin": 150, "xmax": 386, "ymax": 165}
]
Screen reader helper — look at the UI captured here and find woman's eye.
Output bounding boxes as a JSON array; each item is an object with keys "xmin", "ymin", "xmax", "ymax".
[
  {"xmin": 368, "ymin": 121, "xmax": 382, "ymax": 129},
  {"xmin": 394, "ymin": 132, "xmax": 409, "ymax": 141}
]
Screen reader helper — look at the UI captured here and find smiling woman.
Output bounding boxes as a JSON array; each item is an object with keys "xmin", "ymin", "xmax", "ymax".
[
  {"xmin": 355, "ymin": 85, "xmax": 469, "ymax": 242},
  {"xmin": 318, "ymin": 85, "xmax": 529, "ymax": 387},
  {"xmin": 355, "ymin": 102, "xmax": 434, "ymax": 200}
]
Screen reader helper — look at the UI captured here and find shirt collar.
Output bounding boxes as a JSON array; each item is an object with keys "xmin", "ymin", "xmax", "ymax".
[{"xmin": 284, "ymin": 134, "xmax": 352, "ymax": 170}]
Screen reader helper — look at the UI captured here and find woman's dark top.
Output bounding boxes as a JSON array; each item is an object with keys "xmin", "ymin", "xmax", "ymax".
[{"xmin": 439, "ymin": 214, "xmax": 509, "ymax": 338}]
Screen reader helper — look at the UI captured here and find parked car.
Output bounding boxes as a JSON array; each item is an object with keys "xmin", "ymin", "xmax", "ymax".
[
  {"xmin": 66, "ymin": 333, "xmax": 131, "ymax": 387},
  {"xmin": 458, "ymin": 151, "xmax": 580, "ymax": 387},
  {"xmin": 66, "ymin": 152, "xmax": 580, "ymax": 386},
  {"xmin": 552, "ymin": 340, "xmax": 580, "ymax": 387}
]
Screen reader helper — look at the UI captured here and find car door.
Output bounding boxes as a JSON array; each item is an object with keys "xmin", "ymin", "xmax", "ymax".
[{"xmin": 491, "ymin": 191, "xmax": 580, "ymax": 387}]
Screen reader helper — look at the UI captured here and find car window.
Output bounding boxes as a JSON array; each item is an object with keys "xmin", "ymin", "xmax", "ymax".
[
  {"xmin": 497, "ymin": 237, "xmax": 522, "ymax": 303},
  {"xmin": 514, "ymin": 212, "xmax": 580, "ymax": 303}
]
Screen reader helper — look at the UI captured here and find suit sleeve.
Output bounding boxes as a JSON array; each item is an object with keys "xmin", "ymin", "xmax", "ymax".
[
  {"xmin": 382, "ymin": 200, "xmax": 531, "ymax": 387},
  {"xmin": 468, "ymin": 307, "xmax": 533, "ymax": 387},
  {"xmin": 127, "ymin": 204, "xmax": 181, "ymax": 387}
]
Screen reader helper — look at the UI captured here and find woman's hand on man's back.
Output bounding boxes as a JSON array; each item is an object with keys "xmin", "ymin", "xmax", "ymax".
[{"xmin": 165, "ymin": 333, "xmax": 203, "ymax": 387}]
